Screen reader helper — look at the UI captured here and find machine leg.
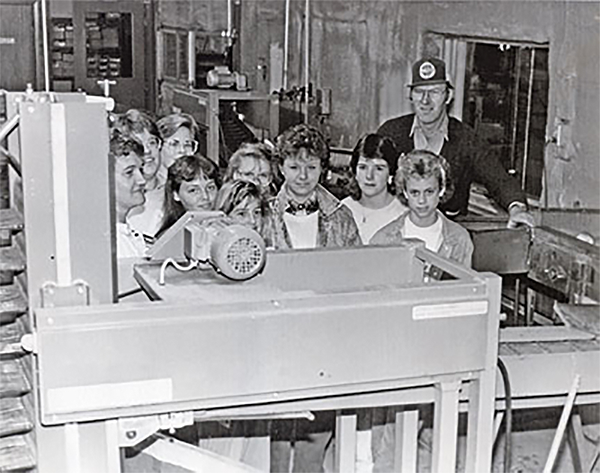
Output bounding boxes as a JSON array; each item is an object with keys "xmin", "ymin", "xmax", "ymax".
[
  {"xmin": 465, "ymin": 371, "xmax": 496, "ymax": 473},
  {"xmin": 431, "ymin": 379, "xmax": 461, "ymax": 473},
  {"xmin": 525, "ymin": 286, "xmax": 536, "ymax": 326},
  {"xmin": 393, "ymin": 407, "xmax": 419, "ymax": 473},
  {"xmin": 335, "ymin": 411, "xmax": 357, "ymax": 473},
  {"xmin": 566, "ymin": 409, "xmax": 588, "ymax": 472},
  {"xmin": 38, "ymin": 420, "xmax": 121, "ymax": 473}
]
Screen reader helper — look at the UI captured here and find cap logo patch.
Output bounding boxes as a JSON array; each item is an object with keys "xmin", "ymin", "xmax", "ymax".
[{"xmin": 419, "ymin": 61, "xmax": 436, "ymax": 80}]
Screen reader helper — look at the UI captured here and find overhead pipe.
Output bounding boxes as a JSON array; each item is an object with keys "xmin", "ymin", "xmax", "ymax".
[
  {"xmin": 304, "ymin": 0, "xmax": 310, "ymax": 123},
  {"xmin": 40, "ymin": 0, "xmax": 50, "ymax": 91},
  {"xmin": 521, "ymin": 48, "xmax": 536, "ymax": 191},
  {"xmin": 509, "ymin": 47, "xmax": 522, "ymax": 173},
  {"xmin": 283, "ymin": 0, "xmax": 290, "ymax": 90},
  {"xmin": 227, "ymin": 0, "xmax": 233, "ymax": 37}
]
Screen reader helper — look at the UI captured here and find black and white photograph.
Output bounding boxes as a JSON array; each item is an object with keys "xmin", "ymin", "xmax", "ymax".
[{"xmin": 1, "ymin": 0, "xmax": 599, "ymax": 471}]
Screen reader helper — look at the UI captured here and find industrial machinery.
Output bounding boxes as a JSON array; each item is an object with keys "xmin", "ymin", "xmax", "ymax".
[
  {"xmin": 1, "ymin": 89, "xmax": 598, "ymax": 473},
  {"xmin": 149, "ymin": 210, "xmax": 267, "ymax": 283}
]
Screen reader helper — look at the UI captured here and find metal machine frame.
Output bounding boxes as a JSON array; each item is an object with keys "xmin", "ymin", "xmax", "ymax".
[
  {"xmin": 5, "ymin": 90, "xmax": 598, "ymax": 473},
  {"xmin": 35, "ymin": 244, "xmax": 502, "ymax": 473}
]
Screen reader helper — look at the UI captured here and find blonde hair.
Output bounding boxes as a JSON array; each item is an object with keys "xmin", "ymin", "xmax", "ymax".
[{"xmin": 395, "ymin": 149, "xmax": 453, "ymax": 205}]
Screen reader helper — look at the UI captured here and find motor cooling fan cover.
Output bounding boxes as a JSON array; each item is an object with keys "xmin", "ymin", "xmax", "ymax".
[{"xmin": 209, "ymin": 224, "xmax": 266, "ymax": 281}]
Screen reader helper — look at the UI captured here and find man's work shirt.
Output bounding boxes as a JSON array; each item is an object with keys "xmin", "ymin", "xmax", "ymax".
[
  {"xmin": 377, "ymin": 114, "xmax": 526, "ymax": 217},
  {"xmin": 410, "ymin": 113, "xmax": 449, "ymax": 156}
]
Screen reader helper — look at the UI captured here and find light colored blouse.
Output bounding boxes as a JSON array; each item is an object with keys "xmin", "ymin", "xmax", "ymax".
[{"xmin": 341, "ymin": 196, "xmax": 407, "ymax": 244}]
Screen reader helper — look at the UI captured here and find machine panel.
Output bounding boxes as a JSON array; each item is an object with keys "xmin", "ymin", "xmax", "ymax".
[{"xmin": 34, "ymin": 245, "xmax": 501, "ymax": 426}]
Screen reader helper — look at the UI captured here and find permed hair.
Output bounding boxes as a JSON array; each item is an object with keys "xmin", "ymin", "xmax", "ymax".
[
  {"xmin": 394, "ymin": 149, "xmax": 454, "ymax": 205},
  {"xmin": 112, "ymin": 109, "xmax": 160, "ymax": 140},
  {"xmin": 274, "ymin": 124, "xmax": 330, "ymax": 170},
  {"xmin": 109, "ymin": 129, "xmax": 144, "ymax": 161}
]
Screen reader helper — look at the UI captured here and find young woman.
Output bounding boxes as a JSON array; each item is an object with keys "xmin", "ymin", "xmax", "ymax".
[
  {"xmin": 214, "ymin": 179, "xmax": 268, "ymax": 236},
  {"xmin": 156, "ymin": 154, "xmax": 220, "ymax": 237},
  {"xmin": 223, "ymin": 142, "xmax": 280, "ymax": 196},
  {"xmin": 269, "ymin": 123, "xmax": 361, "ymax": 250},
  {"xmin": 342, "ymin": 134, "xmax": 407, "ymax": 244},
  {"xmin": 157, "ymin": 113, "xmax": 201, "ymax": 170}
]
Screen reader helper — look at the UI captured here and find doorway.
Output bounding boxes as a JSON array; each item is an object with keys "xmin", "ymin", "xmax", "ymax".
[{"xmin": 462, "ymin": 41, "xmax": 550, "ymax": 200}]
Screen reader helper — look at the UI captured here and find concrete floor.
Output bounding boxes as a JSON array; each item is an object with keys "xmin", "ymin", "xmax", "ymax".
[{"xmin": 123, "ymin": 405, "xmax": 600, "ymax": 473}]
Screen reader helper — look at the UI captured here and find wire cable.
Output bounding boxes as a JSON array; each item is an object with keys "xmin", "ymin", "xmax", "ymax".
[
  {"xmin": 497, "ymin": 357, "xmax": 512, "ymax": 473},
  {"xmin": 159, "ymin": 258, "xmax": 200, "ymax": 285}
]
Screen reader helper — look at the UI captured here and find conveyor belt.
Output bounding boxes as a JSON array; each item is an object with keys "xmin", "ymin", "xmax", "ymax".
[{"xmin": 497, "ymin": 327, "xmax": 600, "ymax": 409}]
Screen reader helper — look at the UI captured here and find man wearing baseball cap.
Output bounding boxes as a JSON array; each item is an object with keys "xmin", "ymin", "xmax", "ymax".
[{"xmin": 377, "ymin": 57, "xmax": 533, "ymax": 228}]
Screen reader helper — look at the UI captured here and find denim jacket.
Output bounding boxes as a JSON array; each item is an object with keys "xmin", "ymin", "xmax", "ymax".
[
  {"xmin": 267, "ymin": 185, "xmax": 362, "ymax": 250},
  {"xmin": 370, "ymin": 210, "xmax": 473, "ymax": 267}
]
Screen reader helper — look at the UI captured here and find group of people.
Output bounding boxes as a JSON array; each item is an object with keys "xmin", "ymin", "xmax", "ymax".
[
  {"xmin": 111, "ymin": 56, "xmax": 534, "ymax": 472},
  {"xmin": 111, "ymin": 56, "xmax": 532, "ymax": 267}
]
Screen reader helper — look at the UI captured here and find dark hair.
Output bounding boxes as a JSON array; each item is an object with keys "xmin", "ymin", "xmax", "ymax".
[
  {"xmin": 395, "ymin": 149, "xmax": 454, "ymax": 205},
  {"xmin": 112, "ymin": 109, "xmax": 160, "ymax": 140},
  {"xmin": 215, "ymin": 179, "xmax": 267, "ymax": 217},
  {"xmin": 156, "ymin": 113, "xmax": 200, "ymax": 141},
  {"xmin": 109, "ymin": 129, "xmax": 144, "ymax": 161},
  {"xmin": 157, "ymin": 154, "xmax": 221, "ymax": 236},
  {"xmin": 274, "ymin": 124, "xmax": 330, "ymax": 170},
  {"xmin": 349, "ymin": 133, "xmax": 399, "ymax": 199}
]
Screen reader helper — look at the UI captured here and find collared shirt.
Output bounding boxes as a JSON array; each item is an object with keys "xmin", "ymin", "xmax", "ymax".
[
  {"xmin": 284, "ymin": 192, "xmax": 320, "ymax": 216},
  {"xmin": 378, "ymin": 114, "xmax": 528, "ymax": 216},
  {"xmin": 280, "ymin": 190, "xmax": 320, "ymax": 248},
  {"xmin": 268, "ymin": 185, "xmax": 362, "ymax": 250},
  {"xmin": 116, "ymin": 222, "xmax": 147, "ymax": 259},
  {"xmin": 410, "ymin": 113, "xmax": 449, "ymax": 155}
]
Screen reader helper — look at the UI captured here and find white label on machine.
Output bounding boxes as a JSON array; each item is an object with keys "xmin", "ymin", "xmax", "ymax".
[
  {"xmin": 412, "ymin": 300, "xmax": 488, "ymax": 320},
  {"xmin": 47, "ymin": 378, "xmax": 173, "ymax": 413}
]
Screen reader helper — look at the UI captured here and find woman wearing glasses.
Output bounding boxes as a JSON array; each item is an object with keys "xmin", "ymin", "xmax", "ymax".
[
  {"xmin": 123, "ymin": 113, "xmax": 201, "ymax": 240},
  {"xmin": 157, "ymin": 113, "xmax": 201, "ymax": 169},
  {"xmin": 223, "ymin": 142, "xmax": 280, "ymax": 196}
]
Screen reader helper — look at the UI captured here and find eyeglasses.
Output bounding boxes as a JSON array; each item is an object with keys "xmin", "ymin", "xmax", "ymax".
[
  {"xmin": 235, "ymin": 170, "xmax": 272, "ymax": 186},
  {"xmin": 165, "ymin": 138, "xmax": 199, "ymax": 154},
  {"xmin": 411, "ymin": 88, "xmax": 446, "ymax": 101},
  {"xmin": 146, "ymin": 137, "xmax": 161, "ymax": 151}
]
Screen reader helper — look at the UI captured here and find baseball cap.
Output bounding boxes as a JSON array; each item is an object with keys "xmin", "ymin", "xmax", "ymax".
[{"xmin": 409, "ymin": 57, "xmax": 453, "ymax": 88}]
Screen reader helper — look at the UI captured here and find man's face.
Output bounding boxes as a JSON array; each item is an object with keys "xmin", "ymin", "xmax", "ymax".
[
  {"xmin": 410, "ymin": 84, "xmax": 450, "ymax": 125},
  {"xmin": 174, "ymin": 173, "xmax": 218, "ymax": 211},
  {"xmin": 356, "ymin": 157, "xmax": 390, "ymax": 199},
  {"xmin": 280, "ymin": 150, "xmax": 322, "ymax": 202},
  {"xmin": 233, "ymin": 156, "xmax": 272, "ymax": 190},
  {"xmin": 115, "ymin": 152, "xmax": 146, "ymax": 217},
  {"xmin": 403, "ymin": 175, "xmax": 440, "ymax": 225},
  {"xmin": 133, "ymin": 129, "xmax": 161, "ymax": 181}
]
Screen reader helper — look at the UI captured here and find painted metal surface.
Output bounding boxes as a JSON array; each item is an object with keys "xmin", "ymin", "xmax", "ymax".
[{"xmin": 33, "ymin": 245, "xmax": 501, "ymax": 472}]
